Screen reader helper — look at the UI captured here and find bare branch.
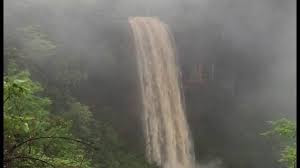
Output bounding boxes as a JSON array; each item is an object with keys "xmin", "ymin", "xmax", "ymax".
[
  {"xmin": 9, "ymin": 136, "xmax": 98, "ymax": 154},
  {"xmin": 4, "ymin": 156, "xmax": 56, "ymax": 168},
  {"xmin": 4, "ymin": 96, "xmax": 10, "ymax": 104}
]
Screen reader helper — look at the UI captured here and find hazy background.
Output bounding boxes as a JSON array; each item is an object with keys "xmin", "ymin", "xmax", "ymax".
[{"xmin": 4, "ymin": 0, "xmax": 296, "ymax": 167}]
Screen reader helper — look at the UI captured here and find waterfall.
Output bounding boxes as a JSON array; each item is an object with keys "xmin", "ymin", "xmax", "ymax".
[{"xmin": 129, "ymin": 17, "xmax": 196, "ymax": 168}]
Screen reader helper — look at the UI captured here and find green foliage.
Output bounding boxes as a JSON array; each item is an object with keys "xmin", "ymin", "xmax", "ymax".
[
  {"xmin": 261, "ymin": 118, "xmax": 296, "ymax": 139},
  {"xmin": 53, "ymin": 58, "xmax": 88, "ymax": 89},
  {"xmin": 262, "ymin": 118, "xmax": 296, "ymax": 168},
  {"xmin": 6, "ymin": 25, "xmax": 87, "ymax": 91},
  {"xmin": 17, "ymin": 25, "xmax": 56, "ymax": 60},
  {"xmin": 62, "ymin": 99, "xmax": 158, "ymax": 168},
  {"xmin": 87, "ymin": 121, "xmax": 157, "ymax": 168},
  {"xmin": 4, "ymin": 63, "xmax": 91, "ymax": 168},
  {"xmin": 62, "ymin": 98, "xmax": 93, "ymax": 137},
  {"xmin": 4, "ymin": 22, "xmax": 155, "ymax": 168},
  {"xmin": 280, "ymin": 146, "xmax": 296, "ymax": 168}
]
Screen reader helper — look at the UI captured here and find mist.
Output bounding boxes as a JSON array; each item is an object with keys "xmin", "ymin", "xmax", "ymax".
[{"xmin": 4, "ymin": 0, "xmax": 296, "ymax": 168}]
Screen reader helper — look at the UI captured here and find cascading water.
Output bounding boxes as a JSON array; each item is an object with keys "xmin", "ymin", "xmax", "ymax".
[{"xmin": 129, "ymin": 17, "xmax": 196, "ymax": 168}]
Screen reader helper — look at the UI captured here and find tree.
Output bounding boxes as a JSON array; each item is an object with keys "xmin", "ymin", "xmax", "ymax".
[
  {"xmin": 4, "ymin": 62, "xmax": 92, "ymax": 168},
  {"xmin": 61, "ymin": 98, "xmax": 159, "ymax": 168},
  {"xmin": 261, "ymin": 118, "xmax": 296, "ymax": 168},
  {"xmin": 4, "ymin": 18, "xmax": 156, "ymax": 168}
]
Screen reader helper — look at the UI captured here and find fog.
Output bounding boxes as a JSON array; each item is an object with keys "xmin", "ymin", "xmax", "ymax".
[{"xmin": 4, "ymin": 0, "xmax": 296, "ymax": 167}]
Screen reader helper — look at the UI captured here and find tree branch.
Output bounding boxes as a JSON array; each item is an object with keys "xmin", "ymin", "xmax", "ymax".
[
  {"xmin": 4, "ymin": 94, "xmax": 11, "ymax": 104},
  {"xmin": 4, "ymin": 156, "xmax": 56, "ymax": 168},
  {"xmin": 9, "ymin": 136, "xmax": 98, "ymax": 154}
]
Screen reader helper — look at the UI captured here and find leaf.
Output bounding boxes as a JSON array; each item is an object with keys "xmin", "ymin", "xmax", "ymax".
[
  {"xmin": 262, "ymin": 118, "xmax": 296, "ymax": 168},
  {"xmin": 14, "ymin": 79, "xmax": 27, "ymax": 83},
  {"xmin": 15, "ymin": 125, "xmax": 20, "ymax": 130},
  {"xmin": 24, "ymin": 116, "xmax": 35, "ymax": 121},
  {"xmin": 24, "ymin": 123, "xmax": 30, "ymax": 132}
]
